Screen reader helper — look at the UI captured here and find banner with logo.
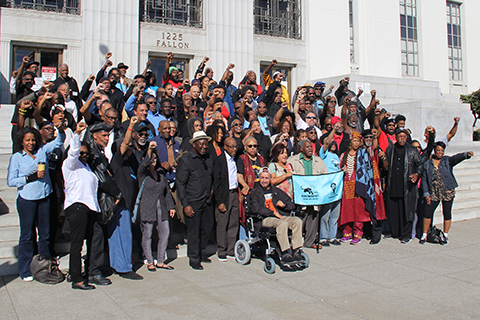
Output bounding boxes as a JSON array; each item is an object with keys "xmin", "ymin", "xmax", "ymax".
[{"xmin": 292, "ymin": 172, "xmax": 344, "ymax": 206}]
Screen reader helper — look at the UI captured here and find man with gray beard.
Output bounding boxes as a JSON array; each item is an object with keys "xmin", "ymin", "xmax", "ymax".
[{"xmin": 341, "ymin": 90, "xmax": 378, "ymax": 135}]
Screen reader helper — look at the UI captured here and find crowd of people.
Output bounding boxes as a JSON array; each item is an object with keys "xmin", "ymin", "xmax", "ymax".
[{"xmin": 7, "ymin": 52, "xmax": 474, "ymax": 290}]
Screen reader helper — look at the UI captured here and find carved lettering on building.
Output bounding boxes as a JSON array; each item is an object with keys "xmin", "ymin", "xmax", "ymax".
[{"xmin": 157, "ymin": 32, "xmax": 189, "ymax": 49}]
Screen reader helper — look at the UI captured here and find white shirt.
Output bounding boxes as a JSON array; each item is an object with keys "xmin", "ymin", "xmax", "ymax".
[
  {"xmin": 225, "ymin": 151, "xmax": 238, "ymax": 190},
  {"xmin": 296, "ymin": 118, "xmax": 322, "ymax": 137},
  {"xmin": 105, "ymin": 129, "xmax": 115, "ymax": 161},
  {"xmin": 62, "ymin": 133, "xmax": 100, "ymax": 212},
  {"xmin": 65, "ymin": 99, "xmax": 78, "ymax": 121}
]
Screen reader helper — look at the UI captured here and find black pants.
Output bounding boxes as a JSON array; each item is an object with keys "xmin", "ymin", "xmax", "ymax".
[
  {"xmin": 387, "ymin": 197, "xmax": 412, "ymax": 240},
  {"xmin": 424, "ymin": 199, "xmax": 453, "ymax": 220},
  {"xmin": 88, "ymin": 218, "xmax": 108, "ymax": 276},
  {"xmin": 185, "ymin": 201, "xmax": 214, "ymax": 263},
  {"xmin": 65, "ymin": 203, "xmax": 97, "ymax": 283},
  {"xmin": 215, "ymin": 190, "xmax": 239, "ymax": 257},
  {"xmin": 370, "ymin": 215, "xmax": 383, "ymax": 242}
]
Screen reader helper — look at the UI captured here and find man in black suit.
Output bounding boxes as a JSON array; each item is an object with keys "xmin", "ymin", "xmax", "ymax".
[{"xmin": 213, "ymin": 137, "xmax": 239, "ymax": 262}]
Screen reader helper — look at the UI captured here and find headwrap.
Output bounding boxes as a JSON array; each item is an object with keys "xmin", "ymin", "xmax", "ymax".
[{"xmin": 350, "ymin": 131, "xmax": 362, "ymax": 141}]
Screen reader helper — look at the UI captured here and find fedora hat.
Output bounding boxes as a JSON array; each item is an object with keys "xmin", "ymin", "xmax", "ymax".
[{"xmin": 189, "ymin": 131, "xmax": 211, "ymax": 144}]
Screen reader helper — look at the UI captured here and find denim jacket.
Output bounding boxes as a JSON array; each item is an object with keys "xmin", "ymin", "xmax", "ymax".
[{"xmin": 421, "ymin": 152, "xmax": 469, "ymax": 198}]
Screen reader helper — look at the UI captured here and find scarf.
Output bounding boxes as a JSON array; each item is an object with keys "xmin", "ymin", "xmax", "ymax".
[{"xmin": 355, "ymin": 148, "xmax": 376, "ymax": 217}]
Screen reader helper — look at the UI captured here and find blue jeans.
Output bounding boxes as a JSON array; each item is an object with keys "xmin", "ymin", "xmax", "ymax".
[
  {"xmin": 319, "ymin": 200, "xmax": 341, "ymax": 241},
  {"xmin": 17, "ymin": 195, "xmax": 50, "ymax": 278},
  {"xmin": 107, "ymin": 206, "xmax": 133, "ymax": 273}
]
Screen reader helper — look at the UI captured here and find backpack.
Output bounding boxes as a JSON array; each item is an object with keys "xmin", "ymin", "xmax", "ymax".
[
  {"xmin": 426, "ymin": 226, "xmax": 447, "ymax": 244},
  {"xmin": 30, "ymin": 254, "xmax": 65, "ymax": 284}
]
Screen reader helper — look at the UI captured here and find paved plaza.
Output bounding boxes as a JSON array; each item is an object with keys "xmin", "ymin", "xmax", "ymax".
[{"xmin": 1, "ymin": 218, "xmax": 479, "ymax": 320}]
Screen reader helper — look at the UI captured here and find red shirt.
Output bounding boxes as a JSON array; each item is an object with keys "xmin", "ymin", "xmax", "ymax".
[{"xmin": 379, "ymin": 131, "xmax": 396, "ymax": 151}]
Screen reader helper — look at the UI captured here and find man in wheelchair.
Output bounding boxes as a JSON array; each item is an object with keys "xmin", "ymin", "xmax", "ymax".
[{"xmin": 250, "ymin": 168, "xmax": 304, "ymax": 263}]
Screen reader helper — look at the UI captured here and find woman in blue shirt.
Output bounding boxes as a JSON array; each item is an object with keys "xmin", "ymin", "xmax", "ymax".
[
  {"xmin": 7, "ymin": 124, "xmax": 65, "ymax": 281},
  {"xmin": 318, "ymin": 123, "xmax": 342, "ymax": 247}
]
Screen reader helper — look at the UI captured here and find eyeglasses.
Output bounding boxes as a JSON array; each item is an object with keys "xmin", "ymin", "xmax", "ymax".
[
  {"xmin": 104, "ymin": 115, "xmax": 117, "ymax": 121},
  {"xmin": 328, "ymin": 100, "xmax": 336, "ymax": 103},
  {"xmin": 146, "ymin": 101, "xmax": 156, "ymax": 105},
  {"xmin": 364, "ymin": 136, "xmax": 374, "ymax": 139},
  {"xmin": 306, "ymin": 116, "xmax": 317, "ymax": 120},
  {"xmin": 246, "ymin": 144, "xmax": 257, "ymax": 148},
  {"xmin": 190, "ymin": 110, "xmax": 199, "ymax": 114},
  {"xmin": 225, "ymin": 144, "xmax": 237, "ymax": 149},
  {"xmin": 137, "ymin": 132, "xmax": 149, "ymax": 137},
  {"xmin": 79, "ymin": 151, "xmax": 89, "ymax": 156},
  {"xmin": 257, "ymin": 105, "xmax": 266, "ymax": 109}
]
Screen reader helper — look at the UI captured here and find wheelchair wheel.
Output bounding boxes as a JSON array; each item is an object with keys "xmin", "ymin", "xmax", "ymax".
[
  {"xmin": 264, "ymin": 257, "xmax": 276, "ymax": 274},
  {"xmin": 300, "ymin": 252, "xmax": 309, "ymax": 268},
  {"xmin": 234, "ymin": 240, "xmax": 251, "ymax": 265}
]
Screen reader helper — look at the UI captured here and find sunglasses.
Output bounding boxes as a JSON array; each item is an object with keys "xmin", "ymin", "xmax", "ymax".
[
  {"xmin": 137, "ymin": 132, "xmax": 149, "ymax": 137},
  {"xmin": 104, "ymin": 115, "xmax": 117, "ymax": 121},
  {"xmin": 329, "ymin": 100, "xmax": 337, "ymax": 103},
  {"xmin": 79, "ymin": 151, "xmax": 89, "ymax": 156},
  {"xmin": 306, "ymin": 116, "xmax": 317, "ymax": 119},
  {"xmin": 246, "ymin": 144, "xmax": 257, "ymax": 148},
  {"xmin": 232, "ymin": 123, "xmax": 242, "ymax": 127},
  {"xmin": 146, "ymin": 101, "xmax": 156, "ymax": 105}
]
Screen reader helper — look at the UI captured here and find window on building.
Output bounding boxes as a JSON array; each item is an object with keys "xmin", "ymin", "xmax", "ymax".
[
  {"xmin": 447, "ymin": 2, "xmax": 462, "ymax": 81},
  {"xmin": 1, "ymin": 0, "xmax": 80, "ymax": 14},
  {"xmin": 254, "ymin": 0, "xmax": 301, "ymax": 40},
  {"xmin": 12, "ymin": 46, "xmax": 63, "ymax": 79},
  {"xmin": 349, "ymin": 0, "xmax": 355, "ymax": 63},
  {"xmin": 400, "ymin": 0, "xmax": 418, "ymax": 76},
  {"xmin": 148, "ymin": 53, "xmax": 190, "ymax": 84},
  {"xmin": 141, "ymin": 0, "xmax": 203, "ymax": 28}
]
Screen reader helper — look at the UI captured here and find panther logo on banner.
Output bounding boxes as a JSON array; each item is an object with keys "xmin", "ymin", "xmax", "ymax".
[{"xmin": 292, "ymin": 172, "xmax": 344, "ymax": 206}]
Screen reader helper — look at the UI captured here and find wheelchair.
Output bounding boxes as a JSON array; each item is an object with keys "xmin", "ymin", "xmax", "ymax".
[{"xmin": 234, "ymin": 195, "xmax": 309, "ymax": 274}]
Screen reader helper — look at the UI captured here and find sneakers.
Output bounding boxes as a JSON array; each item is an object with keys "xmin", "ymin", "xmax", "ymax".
[
  {"xmin": 281, "ymin": 253, "xmax": 295, "ymax": 263},
  {"xmin": 340, "ymin": 235, "xmax": 352, "ymax": 242},
  {"xmin": 89, "ymin": 275, "xmax": 112, "ymax": 286},
  {"xmin": 440, "ymin": 236, "xmax": 449, "ymax": 245},
  {"xmin": 350, "ymin": 237, "xmax": 361, "ymax": 245},
  {"xmin": 22, "ymin": 276, "xmax": 34, "ymax": 282},
  {"xmin": 319, "ymin": 240, "xmax": 330, "ymax": 247},
  {"xmin": 119, "ymin": 271, "xmax": 143, "ymax": 280},
  {"xmin": 400, "ymin": 238, "xmax": 411, "ymax": 244},
  {"xmin": 218, "ymin": 255, "xmax": 228, "ymax": 262},
  {"xmin": 329, "ymin": 239, "xmax": 342, "ymax": 246},
  {"xmin": 419, "ymin": 238, "xmax": 426, "ymax": 244},
  {"xmin": 292, "ymin": 249, "xmax": 305, "ymax": 262}
]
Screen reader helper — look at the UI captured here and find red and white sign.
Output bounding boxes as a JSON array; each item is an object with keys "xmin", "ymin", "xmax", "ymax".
[{"xmin": 42, "ymin": 67, "xmax": 57, "ymax": 81}]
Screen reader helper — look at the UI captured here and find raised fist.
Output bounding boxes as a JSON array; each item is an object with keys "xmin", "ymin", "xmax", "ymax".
[
  {"xmin": 105, "ymin": 52, "xmax": 113, "ymax": 60},
  {"xmin": 272, "ymin": 59, "xmax": 277, "ymax": 65},
  {"xmin": 454, "ymin": 117, "xmax": 460, "ymax": 124},
  {"xmin": 146, "ymin": 61, "xmax": 151, "ymax": 68},
  {"xmin": 20, "ymin": 100, "xmax": 33, "ymax": 110},
  {"xmin": 166, "ymin": 52, "xmax": 174, "ymax": 59},
  {"xmin": 203, "ymin": 57, "xmax": 210, "ymax": 63},
  {"xmin": 87, "ymin": 74, "xmax": 95, "ymax": 82},
  {"xmin": 371, "ymin": 90, "xmax": 376, "ymax": 97},
  {"xmin": 76, "ymin": 122, "xmax": 87, "ymax": 134},
  {"xmin": 130, "ymin": 116, "xmax": 139, "ymax": 125},
  {"xmin": 228, "ymin": 63, "xmax": 235, "ymax": 70},
  {"xmin": 149, "ymin": 141, "xmax": 157, "ymax": 149},
  {"xmin": 105, "ymin": 60, "xmax": 113, "ymax": 67},
  {"xmin": 23, "ymin": 56, "xmax": 30, "ymax": 64}
]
